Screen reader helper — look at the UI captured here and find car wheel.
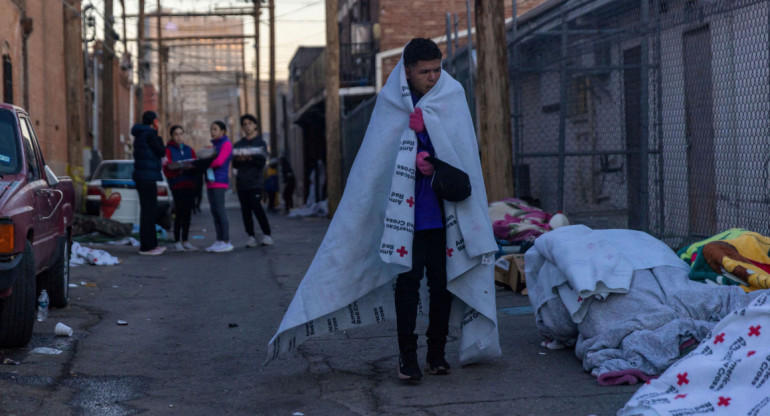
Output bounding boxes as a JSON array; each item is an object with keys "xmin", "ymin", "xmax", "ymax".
[
  {"xmin": 0, "ymin": 241, "xmax": 36, "ymax": 348},
  {"xmin": 41, "ymin": 231, "xmax": 70, "ymax": 308}
]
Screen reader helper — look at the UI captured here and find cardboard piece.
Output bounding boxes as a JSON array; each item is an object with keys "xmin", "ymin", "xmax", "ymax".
[{"xmin": 494, "ymin": 254, "xmax": 526, "ymax": 293}]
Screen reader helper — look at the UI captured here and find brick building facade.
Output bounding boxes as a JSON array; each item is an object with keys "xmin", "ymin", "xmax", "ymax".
[{"xmin": 0, "ymin": 0, "xmax": 72, "ymax": 175}]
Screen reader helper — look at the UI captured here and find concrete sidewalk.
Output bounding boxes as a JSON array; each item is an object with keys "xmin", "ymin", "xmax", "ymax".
[{"xmin": 255, "ymin": 209, "xmax": 640, "ymax": 416}]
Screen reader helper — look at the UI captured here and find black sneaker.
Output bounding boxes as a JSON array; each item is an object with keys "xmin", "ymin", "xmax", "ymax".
[
  {"xmin": 425, "ymin": 356, "xmax": 451, "ymax": 375},
  {"xmin": 398, "ymin": 353, "xmax": 423, "ymax": 381}
]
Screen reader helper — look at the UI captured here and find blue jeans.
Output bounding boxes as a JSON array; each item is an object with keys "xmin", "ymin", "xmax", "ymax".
[{"xmin": 207, "ymin": 188, "xmax": 229, "ymax": 242}]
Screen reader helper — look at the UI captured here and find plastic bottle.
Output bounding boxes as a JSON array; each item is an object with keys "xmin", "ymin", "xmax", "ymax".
[
  {"xmin": 549, "ymin": 211, "xmax": 570, "ymax": 229},
  {"xmin": 37, "ymin": 290, "xmax": 49, "ymax": 322}
]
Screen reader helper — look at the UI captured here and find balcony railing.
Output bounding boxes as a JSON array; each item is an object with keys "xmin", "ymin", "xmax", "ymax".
[{"xmin": 292, "ymin": 43, "xmax": 376, "ymax": 112}]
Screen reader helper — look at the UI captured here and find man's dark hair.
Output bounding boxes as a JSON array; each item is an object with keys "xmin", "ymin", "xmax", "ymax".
[
  {"xmin": 169, "ymin": 125, "xmax": 183, "ymax": 136},
  {"xmin": 403, "ymin": 38, "xmax": 442, "ymax": 68},
  {"xmin": 240, "ymin": 114, "xmax": 259, "ymax": 126},
  {"xmin": 142, "ymin": 111, "xmax": 158, "ymax": 125}
]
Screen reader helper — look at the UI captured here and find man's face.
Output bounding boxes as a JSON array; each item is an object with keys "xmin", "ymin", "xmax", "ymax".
[
  {"xmin": 152, "ymin": 118, "xmax": 159, "ymax": 131},
  {"xmin": 241, "ymin": 119, "xmax": 257, "ymax": 135},
  {"xmin": 405, "ymin": 59, "xmax": 441, "ymax": 96}
]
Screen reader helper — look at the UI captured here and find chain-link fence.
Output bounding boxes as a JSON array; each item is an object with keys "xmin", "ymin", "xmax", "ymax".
[{"xmin": 509, "ymin": 0, "xmax": 770, "ymax": 248}]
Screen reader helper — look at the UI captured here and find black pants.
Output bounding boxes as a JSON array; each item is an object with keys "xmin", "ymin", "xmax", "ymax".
[
  {"xmin": 395, "ymin": 228, "xmax": 452, "ymax": 354},
  {"xmin": 207, "ymin": 188, "xmax": 229, "ymax": 241},
  {"xmin": 237, "ymin": 188, "xmax": 271, "ymax": 236},
  {"xmin": 171, "ymin": 188, "xmax": 195, "ymax": 242},
  {"xmin": 135, "ymin": 180, "xmax": 158, "ymax": 251}
]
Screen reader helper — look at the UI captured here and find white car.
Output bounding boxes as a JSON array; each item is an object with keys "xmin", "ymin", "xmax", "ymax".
[{"xmin": 85, "ymin": 160, "xmax": 172, "ymax": 229}]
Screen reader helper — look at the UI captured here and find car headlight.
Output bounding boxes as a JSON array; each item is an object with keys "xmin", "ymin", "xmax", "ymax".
[{"xmin": 0, "ymin": 220, "xmax": 14, "ymax": 254}]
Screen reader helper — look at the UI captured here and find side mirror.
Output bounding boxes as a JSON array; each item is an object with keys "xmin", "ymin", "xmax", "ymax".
[{"xmin": 44, "ymin": 165, "xmax": 59, "ymax": 187}]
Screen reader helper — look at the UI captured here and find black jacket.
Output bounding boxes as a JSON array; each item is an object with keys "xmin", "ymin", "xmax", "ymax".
[
  {"xmin": 131, "ymin": 124, "xmax": 165, "ymax": 182},
  {"xmin": 232, "ymin": 135, "xmax": 268, "ymax": 190}
]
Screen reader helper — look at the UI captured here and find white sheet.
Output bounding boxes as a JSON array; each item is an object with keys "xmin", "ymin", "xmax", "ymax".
[{"xmin": 266, "ymin": 53, "xmax": 500, "ymax": 365}]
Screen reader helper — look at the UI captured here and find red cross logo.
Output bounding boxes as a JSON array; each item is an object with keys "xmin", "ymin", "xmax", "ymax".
[
  {"xmin": 645, "ymin": 380, "xmax": 651, "ymax": 385},
  {"xmin": 676, "ymin": 372, "xmax": 689, "ymax": 386},
  {"xmin": 748, "ymin": 350, "xmax": 757, "ymax": 357},
  {"xmin": 675, "ymin": 394, "xmax": 687, "ymax": 399},
  {"xmin": 577, "ymin": 296, "xmax": 583, "ymax": 302},
  {"xmin": 717, "ymin": 396, "xmax": 731, "ymax": 407},
  {"xmin": 714, "ymin": 332, "xmax": 726, "ymax": 344},
  {"xmin": 406, "ymin": 197, "xmax": 415, "ymax": 207},
  {"xmin": 446, "ymin": 247, "xmax": 454, "ymax": 257},
  {"xmin": 749, "ymin": 325, "xmax": 761, "ymax": 337},
  {"xmin": 396, "ymin": 246, "xmax": 408, "ymax": 257}
]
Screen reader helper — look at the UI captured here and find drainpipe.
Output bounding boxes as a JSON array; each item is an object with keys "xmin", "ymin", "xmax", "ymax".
[{"xmin": 21, "ymin": 13, "xmax": 33, "ymax": 109}]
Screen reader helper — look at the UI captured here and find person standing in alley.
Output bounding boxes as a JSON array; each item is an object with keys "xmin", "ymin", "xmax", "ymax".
[
  {"xmin": 233, "ymin": 114, "xmax": 273, "ymax": 247},
  {"xmin": 268, "ymin": 38, "xmax": 500, "ymax": 380},
  {"xmin": 131, "ymin": 111, "xmax": 166, "ymax": 256},
  {"xmin": 279, "ymin": 156, "xmax": 296, "ymax": 214},
  {"xmin": 204, "ymin": 120, "xmax": 234, "ymax": 253},
  {"xmin": 163, "ymin": 125, "xmax": 198, "ymax": 251}
]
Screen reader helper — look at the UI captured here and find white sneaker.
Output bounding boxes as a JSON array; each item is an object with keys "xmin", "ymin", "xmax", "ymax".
[
  {"xmin": 139, "ymin": 246, "xmax": 165, "ymax": 256},
  {"xmin": 212, "ymin": 241, "xmax": 234, "ymax": 253},
  {"xmin": 260, "ymin": 235, "xmax": 274, "ymax": 246},
  {"xmin": 245, "ymin": 236, "xmax": 258, "ymax": 248},
  {"xmin": 182, "ymin": 242, "xmax": 198, "ymax": 251},
  {"xmin": 173, "ymin": 241, "xmax": 185, "ymax": 251},
  {"xmin": 205, "ymin": 241, "xmax": 223, "ymax": 252}
]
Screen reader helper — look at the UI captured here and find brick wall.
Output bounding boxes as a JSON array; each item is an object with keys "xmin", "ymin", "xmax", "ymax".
[
  {"xmin": 378, "ymin": 0, "xmax": 543, "ymax": 83},
  {"xmin": 0, "ymin": 0, "xmax": 23, "ymax": 107},
  {"xmin": 24, "ymin": 0, "xmax": 69, "ymax": 174}
]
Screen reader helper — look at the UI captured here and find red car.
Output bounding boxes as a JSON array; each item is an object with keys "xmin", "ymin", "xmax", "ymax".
[{"xmin": 0, "ymin": 103, "xmax": 75, "ymax": 348}]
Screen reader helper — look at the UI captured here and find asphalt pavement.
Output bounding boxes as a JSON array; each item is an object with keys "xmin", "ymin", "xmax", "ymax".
[{"xmin": 0, "ymin": 190, "xmax": 641, "ymax": 415}]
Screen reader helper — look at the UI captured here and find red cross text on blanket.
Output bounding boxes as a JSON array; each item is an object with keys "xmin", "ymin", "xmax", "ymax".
[
  {"xmin": 397, "ymin": 246, "xmax": 408, "ymax": 257},
  {"xmin": 749, "ymin": 325, "xmax": 761, "ymax": 336},
  {"xmin": 677, "ymin": 372, "xmax": 689, "ymax": 385},
  {"xmin": 446, "ymin": 247, "xmax": 454, "ymax": 257},
  {"xmin": 714, "ymin": 332, "xmax": 726, "ymax": 344},
  {"xmin": 406, "ymin": 196, "xmax": 414, "ymax": 207},
  {"xmin": 718, "ymin": 396, "xmax": 731, "ymax": 407}
]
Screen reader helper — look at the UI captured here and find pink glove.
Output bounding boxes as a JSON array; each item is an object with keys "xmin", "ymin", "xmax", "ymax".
[
  {"xmin": 416, "ymin": 151, "xmax": 435, "ymax": 176},
  {"xmin": 408, "ymin": 108, "xmax": 425, "ymax": 133}
]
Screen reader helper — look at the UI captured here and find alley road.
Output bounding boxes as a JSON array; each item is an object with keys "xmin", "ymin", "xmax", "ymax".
[{"xmin": 0, "ymin": 193, "xmax": 639, "ymax": 415}]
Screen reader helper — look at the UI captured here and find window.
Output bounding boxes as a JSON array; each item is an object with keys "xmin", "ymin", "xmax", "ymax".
[
  {"xmin": 18, "ymin": 117, "xmax": 40, "ymax": 180},
  {"xmin": 0, "ymin": 110, "xmax": 20, "ymax": 174},
  {"xmin": 2, "ymin": 55, "xmax": 12, "ymax": 104}
]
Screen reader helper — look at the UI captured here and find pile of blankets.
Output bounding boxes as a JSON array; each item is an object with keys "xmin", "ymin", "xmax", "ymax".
[
  {"xmin": 525, "ymin": 225, "xmax": 763, "ymax": 386},
  {"xmin": 678, "ymin": 228, "xmax": 770, "ymax": 291},
  {"xmin": 619, "ymin": 290, "xmax": 770, "ymax": 415},
  {"xmin": 489, "ymin": 198, "xmax": 553, "ymax": 243}
]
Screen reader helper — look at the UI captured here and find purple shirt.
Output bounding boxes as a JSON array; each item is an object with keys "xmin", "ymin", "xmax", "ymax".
[{"xmin": 412, "ymin": 93, "xmax": 443, "ymax": 231}]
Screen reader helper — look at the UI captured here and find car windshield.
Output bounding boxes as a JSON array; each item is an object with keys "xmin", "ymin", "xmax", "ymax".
[
  {"xmin": 0, "ymin": 110, "xmax": 21, "ymax": 175},
  {"xmin": 93, "ymin": 162, "xmax": 134, "ymax": 180}
]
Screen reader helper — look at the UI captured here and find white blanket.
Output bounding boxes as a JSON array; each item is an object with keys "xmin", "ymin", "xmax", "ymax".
[
  {"xmin": 619, "ymin": 291, "xmax": 770, "ymax": 416},
  {"xmin": 266, "ymin": 55, "xmax": 500, "ymax": 365},
  {"xmin": 525, "ymin": 225, "xmax": 689, "ymax": 323}
]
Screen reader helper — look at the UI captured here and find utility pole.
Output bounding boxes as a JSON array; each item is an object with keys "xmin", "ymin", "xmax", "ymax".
[
  {"xmin": 101, "ymin": 0, "xmax": 115, "ymax": 159},
  {"xmin": 156, "ymin": 0, "xmax": 164, "ymax": 135},
  {"xmin": 63, "ymin": 0, "xmax": 85, "ymax": 178},
  {"xmin": 136, "ymin": 0, "xmax": 145, "ymax": 123},
  {"xmin": 241, "ymin": 42, "xmax": 249, "ymax": 114},
  {"xmin": 119, "ymin": 0, "xmax": 127, "ymax": 54},
  {"xmin": 325, "ymin": 0, "xmax": 341, "ymax": 217},
  {"xmin": 253, "ymin": 0, "xmax": 262, "ymax": 137},
  {"xmin": 269, "ymin": 0, "xmax": 277, "ymax": 155},
  {"xmin": 474, "ymin": 0, "xmax": 513, "ymax": 201}
]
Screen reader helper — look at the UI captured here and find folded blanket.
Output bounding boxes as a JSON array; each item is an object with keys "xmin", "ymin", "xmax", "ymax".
[{"xmin": 266, "ymin": 52, "xmax": 500, "ymax": 365}]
